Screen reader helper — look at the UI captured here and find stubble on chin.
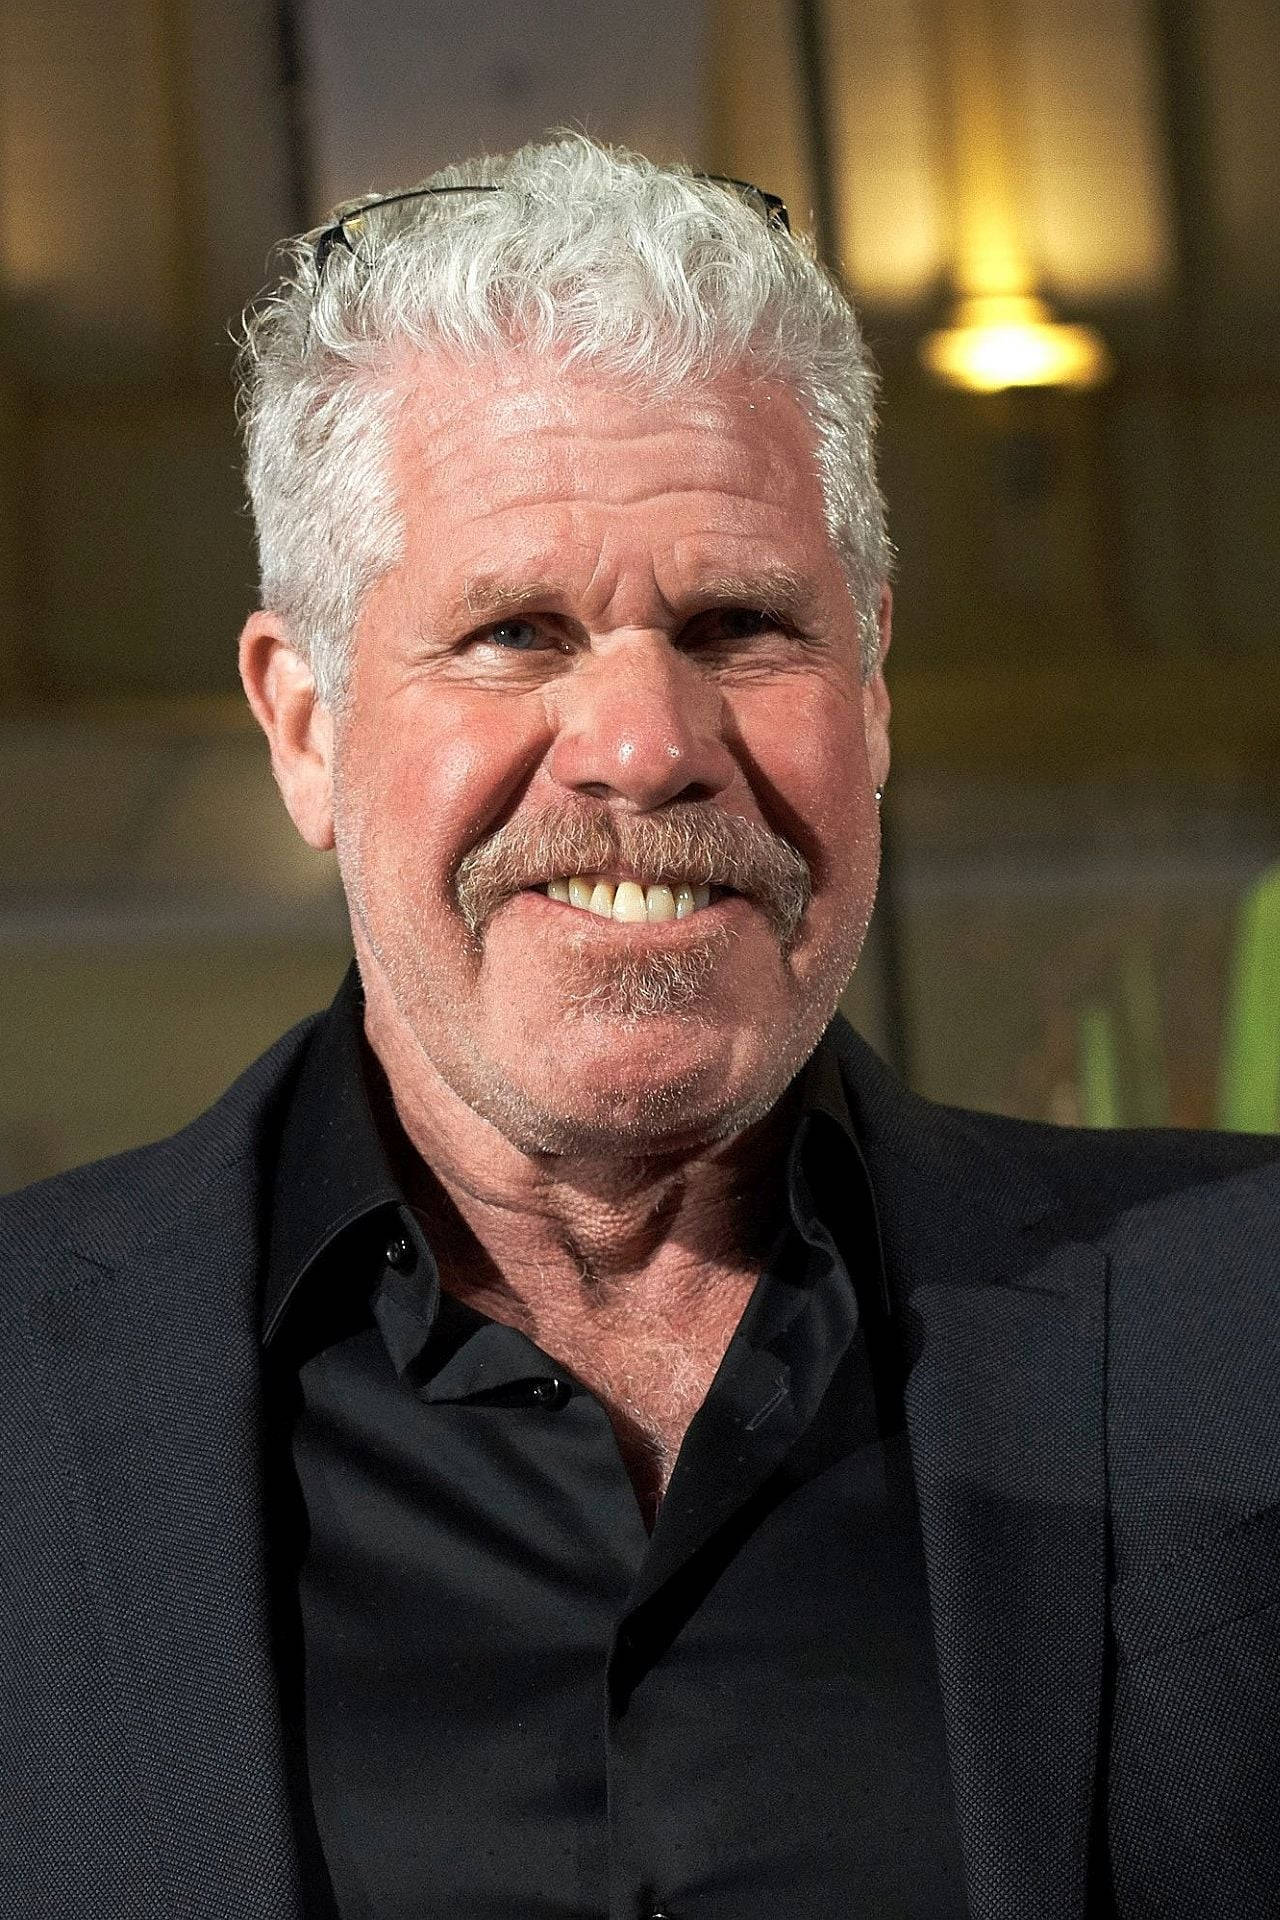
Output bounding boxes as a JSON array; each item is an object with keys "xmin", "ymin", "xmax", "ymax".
[
  {"xmin": 555, "ymin": 920, "xmax": 735, "ymax": 1025},
  {"xmin": 333, "ymin": 781, "xmax": 831, "ymax": 1157},
  {"xmin": 350, "ymin": 907, "xmax": 792, "ymax": 1158}
]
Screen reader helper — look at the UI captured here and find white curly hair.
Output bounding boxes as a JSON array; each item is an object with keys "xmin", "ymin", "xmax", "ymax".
[{"xmin": 237, "ymin": 133, "xmax": 892, "ymax": 705}]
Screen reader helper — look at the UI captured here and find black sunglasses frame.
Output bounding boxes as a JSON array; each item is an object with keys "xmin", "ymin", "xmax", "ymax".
[{"xmin": 311, "ymin": 174, "xmax": 791, "ymax": 276}]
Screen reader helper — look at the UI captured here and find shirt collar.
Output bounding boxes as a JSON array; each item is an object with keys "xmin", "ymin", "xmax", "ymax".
[
  {"xmin": 763, "ymin": 1037, "xmax": 891, "ymax": 1339},
  {"xmin": 261, "ymin": 963, "xmax": 403, "ymax": 1347},
  {"xmin": 262, "ymin": 965, "xmax": 885, "ymax": 1352}
]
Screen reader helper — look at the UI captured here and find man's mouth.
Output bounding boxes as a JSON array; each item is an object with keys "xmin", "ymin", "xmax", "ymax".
[
  {"xmin": 454, "ymin": 802, "xmax": 809, "ymax": 946},
  {"xmin": 537, "ymin": 875, "xmax": 717, "ymax": 923}
]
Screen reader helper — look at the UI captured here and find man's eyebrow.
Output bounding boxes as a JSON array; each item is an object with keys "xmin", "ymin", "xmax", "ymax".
[
  {"xmin": 691, "ymin": 568, "xmax": 819, "ymax": 623},
  {"xmin": 455, "ymin": 575, "xmax": 567, "ymax": 623}
]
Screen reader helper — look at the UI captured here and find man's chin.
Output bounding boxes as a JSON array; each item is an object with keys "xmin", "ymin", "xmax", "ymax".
[
  {"xmin": 460, "ymin": 920, "xmax": 814, "ymax": 1152},
  {"xmin": 466, "ymin": 1029, "xmax": 786, "ymax": 1159},
  {"xmin": 485, "ymin": 902, "xmax": 811, "ymax": 1051}
]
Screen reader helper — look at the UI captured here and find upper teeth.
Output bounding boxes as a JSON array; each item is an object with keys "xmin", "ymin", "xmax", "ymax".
[{"xmin": 544, "ymin": 877, "xmax": 712, "ymax": 921}]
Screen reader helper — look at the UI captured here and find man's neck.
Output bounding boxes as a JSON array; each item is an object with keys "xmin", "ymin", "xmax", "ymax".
[
  {"xmin": 360, "ymin": 981, "xmax": 797, "ymax": 1522},
  {"xmin": 374, "ymin": 1038, "xmax": 793, "ymax": 1319}
]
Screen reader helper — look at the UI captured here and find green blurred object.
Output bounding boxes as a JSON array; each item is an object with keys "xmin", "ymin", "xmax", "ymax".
[
  {"xmin": 1217, "ymin": 864, "xmax": 1280, "ymax": 1133},
  {"xmin": 1077, "ymin": 1005, "xmax": 1122, "ymax": 1128},
  {"xmin": 1074, "ymin": 860, "xmax": 1280, "ymax": 1133},
  {"xmin": 1119, "ymin": 940, "xmax": 1171, "ymax": 1128}
]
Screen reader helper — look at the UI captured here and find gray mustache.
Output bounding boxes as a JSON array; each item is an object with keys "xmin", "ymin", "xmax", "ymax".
[{"xmin": 455, "ymin": 804, "xmax": 811, "ymax": 948}]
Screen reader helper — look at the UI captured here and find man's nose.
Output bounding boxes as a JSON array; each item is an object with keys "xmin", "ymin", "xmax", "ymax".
[{"xmin": 545, "ymin": 634, "xmax": 737, "ymax": 810}]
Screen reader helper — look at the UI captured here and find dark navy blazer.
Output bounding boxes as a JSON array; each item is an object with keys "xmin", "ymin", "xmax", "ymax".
[{"xmin": 3, "ymin": 1011, "xmax": 1279, "ymax": 1918}]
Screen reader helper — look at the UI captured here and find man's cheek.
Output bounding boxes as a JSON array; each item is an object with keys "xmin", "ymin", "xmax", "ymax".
[{"xmin": 356, "ymin": 777, "xmax": 459, "ymax": 907}]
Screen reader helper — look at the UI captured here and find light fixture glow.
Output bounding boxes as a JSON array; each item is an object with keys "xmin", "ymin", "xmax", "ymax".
[{"xmin": 921, "ymin": 293, "xmax": 1111, "ymax": 392}]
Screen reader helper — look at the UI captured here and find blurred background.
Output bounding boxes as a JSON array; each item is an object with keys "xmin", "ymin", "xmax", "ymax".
[{"xmin": 2, "ymin": 0, "xmax": 1278, "ymax": 1187}]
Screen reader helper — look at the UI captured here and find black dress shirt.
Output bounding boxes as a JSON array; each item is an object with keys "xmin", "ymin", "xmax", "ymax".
[{"xmin": 264, "ymin": 970, "xmax": 968, "ymax": 1919}]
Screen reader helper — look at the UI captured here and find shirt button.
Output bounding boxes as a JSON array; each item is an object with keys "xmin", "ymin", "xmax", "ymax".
[
  {"xmin": 528, "ymin": 1376, "xmax": 569, "ymax": 1409},
  {"xmin": 384, "ymin": 1232, "xmax": 415, "ymax": 1273}
]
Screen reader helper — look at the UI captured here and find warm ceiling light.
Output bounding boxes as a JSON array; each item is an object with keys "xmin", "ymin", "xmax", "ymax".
[{"xmin": 921, "ymin": 292, "xmax": 1112, "ymax": 392}]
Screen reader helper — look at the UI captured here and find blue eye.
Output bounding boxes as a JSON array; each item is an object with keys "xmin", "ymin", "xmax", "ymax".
[{"xmin": 486, "ymin": 618, "xmax": 542, "ymax": 650}]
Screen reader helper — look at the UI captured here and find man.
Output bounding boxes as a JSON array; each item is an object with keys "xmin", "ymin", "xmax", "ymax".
[{"xmin": 2, "ymin": 137, "xmax": 1279, "ymax": 1920}]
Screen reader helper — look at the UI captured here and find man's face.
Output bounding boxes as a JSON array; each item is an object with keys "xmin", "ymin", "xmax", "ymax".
[{"xmin": 328, "ymin": 353, "xmax": 889, "ymax": 1155}]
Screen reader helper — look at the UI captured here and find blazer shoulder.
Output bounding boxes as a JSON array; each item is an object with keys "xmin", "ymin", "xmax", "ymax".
[
  {"xmin": 959, "ymin": 1106, "xmax": 1280, "ymax": 1220},
  {"xmin": 827, "ymin": 1013, "xmax": 1280, "ymax": 1230},
  {"xmin": 0, "ymin": 1011, "xmax": 321, "ymax": 1303}
]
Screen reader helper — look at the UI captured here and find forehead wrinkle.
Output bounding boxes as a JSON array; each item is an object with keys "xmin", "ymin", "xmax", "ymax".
[{"xmin": 453, "ymin": 560, "xmax": 669, "ymax": 631}]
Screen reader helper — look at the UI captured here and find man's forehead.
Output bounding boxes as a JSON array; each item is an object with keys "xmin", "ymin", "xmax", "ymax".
[
  {"xmin": 393, "ymin": 345, "xmax": 787, "ymax": 427},
  {"xmin": 390, "ymin": 351, "xmax": 821, "ymax": 495},
  {"xmin": 383, "ymin": 354, "xmax": 845, "ymax": 613}
]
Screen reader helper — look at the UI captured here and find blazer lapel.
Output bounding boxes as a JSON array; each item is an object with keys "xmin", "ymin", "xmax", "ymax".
[
  {"xmin": 27, "ymin": 1155, "xmax": 304, "ymax": 1920},
  {"xmin": 846, "ymin": 1044, "xmax": 1108, "ymax": 1920}
]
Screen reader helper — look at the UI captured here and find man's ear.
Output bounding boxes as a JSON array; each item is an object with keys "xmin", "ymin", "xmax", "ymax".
[
  {"xmin": 238, "ymin": 611, "xmax": 336, "ymax": 851},
  {"xmin": 862, "ymin": 584, "xmax": 892, "ymax": 794}
]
